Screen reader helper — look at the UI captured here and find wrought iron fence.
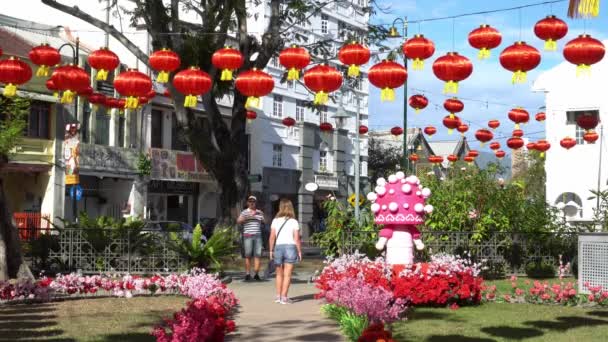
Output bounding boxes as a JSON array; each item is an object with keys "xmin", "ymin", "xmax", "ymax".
[
  {"xmin": 341, "ymin": 230, "xmax": 579, "ymax": 275},
  {"xmin": 19, "ymin": 227, "xmax": 189, "ymax": 275}
]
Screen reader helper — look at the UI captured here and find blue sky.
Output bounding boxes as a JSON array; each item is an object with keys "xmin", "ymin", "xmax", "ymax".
[{"xmin": 368, "ymin": 0, "xmax": 608, "ymax": 151}]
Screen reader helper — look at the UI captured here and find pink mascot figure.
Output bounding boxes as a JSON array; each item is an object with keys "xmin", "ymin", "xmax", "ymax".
[{"xmin": 367, "ymin": 171, "xmax": 433, "ymax": 265}]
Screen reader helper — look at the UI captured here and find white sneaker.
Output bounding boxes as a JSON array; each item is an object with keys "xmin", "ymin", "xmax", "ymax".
[
  {"xmin": 280, "ymin": 297, "xmax": 293, "ymax": 304},
  {"xmin": 274, "ymin": 295, "xmax": 281, "ymax": 303}
]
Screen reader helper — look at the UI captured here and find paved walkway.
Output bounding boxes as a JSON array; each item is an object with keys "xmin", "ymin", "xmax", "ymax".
[{"xmin": 226, "ymin": 274, "xmax": 344, "ymax": 341}]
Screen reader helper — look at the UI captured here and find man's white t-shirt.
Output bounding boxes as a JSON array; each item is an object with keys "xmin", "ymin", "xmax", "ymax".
[{"xmin": 271, "ymin": 217, "xmax": 300, "ymax": 245}]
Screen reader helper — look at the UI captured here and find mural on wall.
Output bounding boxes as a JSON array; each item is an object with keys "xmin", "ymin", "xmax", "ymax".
[
  {"xmin": 150, "ymin": 148, "xmax": 208, "ymax": 182},
  {"xmin": 63, "ymin": 123, "xmax": 80, "ymax": 185}
]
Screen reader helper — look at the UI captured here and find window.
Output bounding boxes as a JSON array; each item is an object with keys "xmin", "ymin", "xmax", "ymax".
[
  {"xmin": 273, "ymin": 95, "xmax": 283, "ymax": 118},
  {"xmin": 118, "ymin": 115, "xmax": 125, "ymax": 148},
  {"xmin": 151, "ymin": 109, "xmax": 163, "ymax": 148},
  {"xmin": 95, "ymin": 108, "xmax": 110, "ymax": 146},
  {"xmin": 319, "ymin": 151, "xmax": 328, "ymax": 172},
  {"xmin": 288, "ymin": 127, "xmax": 299, "ymax": 139},
  {"xmin": 321, "ymin": 14, "xmax": 328, "ymax": 34},
  {"xmin": 81, "ymin": 107, "xmax": 90, "ymax": 143},
  {"xmin": 27, "ymin": 101, "xmax": 50, "ymax": 139},
  {"xmin": 319, "ymin": 106, "xmax": 328, "ymax": 124},
  {"xmin": 172, "ymin": 113, "xmax": 188, "ymax": 151},
  {"xmin": 271, "ymin": 56, "xmax": 279, "ymax": 68},
  {"xmin": 576, "ymin": 125, "xmax": 585, "ymax": 144},
  {"xmin": 272, "ymin": 144, "xmax": 282, "ymax": 167},
  {"xmin": 567, "ymin": 109, "xmax": 599, "ymax": 144},
  {"xmin": 338, "ymin": 21, "xmax": 347, "ymax": 38},
  {"xmin": 296, "ymin": 100, "xmax": 306, "ymax": 121}
]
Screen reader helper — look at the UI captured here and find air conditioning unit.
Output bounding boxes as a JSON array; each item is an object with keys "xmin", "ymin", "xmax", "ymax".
[{"xmin": 578, "ymin": 233, "xmax": 608, "ymax": 294}]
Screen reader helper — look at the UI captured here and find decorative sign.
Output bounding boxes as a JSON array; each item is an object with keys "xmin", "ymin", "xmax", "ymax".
[
  {"xmin": 79, "ymin": 144, "xmax": 139, "ymax": 173},
  {"xmin": 150, "ymin": 148, "xmax": 208, "ymax": 182},
  {"xmin": 314, "ymin": 174, "xmax": 339, "ymax": 190},
  {"xmin": 63, "ymin": 123, "xmax": 80, "ymax": 185}
]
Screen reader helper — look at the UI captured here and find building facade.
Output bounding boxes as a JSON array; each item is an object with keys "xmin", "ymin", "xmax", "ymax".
[{"xmin": 533, "ymin": 42, "xmax": 608, "ymax": 223}]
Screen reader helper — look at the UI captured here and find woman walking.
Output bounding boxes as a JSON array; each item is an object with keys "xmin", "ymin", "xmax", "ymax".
[{"xmin": 269, "ymin": 198, "xmax": 302, "ymax": 304}]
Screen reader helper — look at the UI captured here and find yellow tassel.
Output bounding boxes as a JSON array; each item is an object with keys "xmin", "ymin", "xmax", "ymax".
[
  {"xmin": 412, "ymin": 59, "xmax": 424, "ymax": 71},
  {"xmin": 461, "ymin": 132, "xmax": 465, "ymax": 137},
  {"xmin": 450, "ymin": 113, "xmax": 455, "ymax": 119},
  {"xmin": 576, "ymin": 64, "xmax": 591, "ymax": 77},
  {"xmin": 157, "ymin": 71, "xmax": 170, "ymax": 83},
  {"xmin": 184, "ymin": 95, "xmax": 197, "ymax": 108},
  {"xmin": 347, "ymin": 65, "xmax": 360, "ymax": 77},
  {"xmin": 246, "ymin": 96, "xmax": 260, "ymax": 109},
  {"xmin": 478, "ymin": 48, "xmax": 491, "ymax": 60},
  {"xmin": 220, "ymin": 69, "xmax": 233, "ymax": 81},
  {"xmin": 96, "ymin": 69, "xmax": 108, "ymax": 81},
  {"xmin": 480, "ymin": 142, "xmax": 485, "ymax": 148},
  {"xmin": 287, "ymin": 68, "xmax": 300, "ymax": 81},
  {"xmin": 415, "ymin": 108, "xmax": 420, "ymax": 114},
  {"xmin": 53, "ymin": 92, "xmax": 59, "ymax": 98},
  {"xmin": 380, "ymin": 88, "xmax": 395, "ymax": 102},
  {"xmin": 92, "ymin": 104, "xmax": 98, "ymax": 111},
  {"xmin": 540, "ymin": 152, "xmax": 545, "ymax": 158},
  {"xmin": 578, "ymin": 0, "xmax": 600, "ymax": 17},
  {"xmin": 511, "ymin": 70, "xmax": 527, "ymax": 84},
  {"xmin": 443, "ymin": 81, "xmax": 458, "ymax": 94},
  {"xmin": 448, "ymin": 129, "xmax": 453, "ymax": 135},
  {"xmin": 544, "ymin": 39, "xmax": 557, "ymax": 51},
  {"xmin": 314, "ymin": 91, "xmax": 329, "ymax": 105},
  {"xmin": 61, "ymin": 90, "xmax": 75, "ymax": 103},
  {"xmin": 3, "ymin": 84, "xmax": 17, "ymax": 97},
  {"xmin": 36, "ymin": 65, "xmax": 49, "ymax": 77},
  {"xmin": 515, "ymin": 123, "xmax": 520, "ymax": 129},
  {"xmin": 126, "ymin": 96, "xmax": 139, "ymax": 109}
]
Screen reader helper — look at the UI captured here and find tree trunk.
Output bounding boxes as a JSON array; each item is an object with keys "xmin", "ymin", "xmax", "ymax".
[{"xmin": 0, "ymin": 177, "xmax": 33, "ymax": 281}]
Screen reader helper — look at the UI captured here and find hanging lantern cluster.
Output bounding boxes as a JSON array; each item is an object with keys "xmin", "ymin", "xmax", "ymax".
[
  {"xmin": 88, "ymin": 48, "xmax": 120, "ymax": 81},
  {"xmin": 534, "ymin": 16, "xmax": 568, "ymax": 51},
  {"xmin": 173, "ymin": 67, "xmax": 212, "ymax": 108},
  {"xmin": 507, "ymin": 137, "xmax": 525, "ymax": 150},
  {"xmin": 527, "ymin": 142, "xmax": 537, "ymax": 150},
  {"xmin": 499, "ymin": 41, "xmax": 541, "ymax": 84},
  {"xmin": 409, "ymin": 94, "xmax": 428, "ymax": 114},
  {"xmin": 508, "ymin": 107, "xmax": 530, "ymax": 129},
  {"xmin": 235, "ymin": 68, "xmax": 275, "ymax": 109},
  {"xmin": 0, "ymin": 57, "xmax": 33, "ymax": 97},
  {"xmin": 442, "ymin": 115, "xmax": 461, "ymax": 134},
  {"xmin": 29, "ymin": 44, "xmax": 60, "ymax": 77},
  {"xmin": 402, "ymin": 34, "xmax": 435, "ymax": 71},
  {"xmin": 113, "ymin": 69, "xmax": 153, "ymax": 109},
  {"xmin": 563, "ymin": 34, "xmax": 606, "ymax": 76},
  {"xmin": 279, "ymin": 45, "xmax": 311, "ymax": 81},
  {"xmin": 212, "ymin": 47, "xmax": 243, "ymax": 81},
  {"xmin": 468, "ymin": 24, "xmax": 502, "ymax": 59},
  {"xmin": 149, "ymin": 49, "xmax": 181, "ymax": 83},
  {"xmin": 338, "ymin": 42, "xmax": 370, "ymax": 78},
  {"xmin": 51, "ymin": 64, "xmax": 90, "ymax": 103},
  {"xmin": 368, "ymin": 60, "xmax": 407, "ymax": 102},
  {"xmin": 534, "ymin": 139, "xmax": 551, "ymax": 157},
  {"xmin": 475, "ymin": 128, "xmax": 494, "ymax": 147},
  {"xmin": 46, "ymin": 78, "xmax": 59, "ymax": 97},
  {"xmin": 513, "ymin": 129, "xmax": 524, "ymax": 137},
  {"xmin": 432, "ymin": 52, "xmax": 473, "ymax": 94},
  {"xmin": 303, "ymin": 64, "xmax": 342, "ymax": 105},
  {"xmin": 444, "ymin": 98, "xmax": 464, "ymax": 118},
  {"xmin": 87, "ymin": 92, "xmax": 106, "ymax": 110}
]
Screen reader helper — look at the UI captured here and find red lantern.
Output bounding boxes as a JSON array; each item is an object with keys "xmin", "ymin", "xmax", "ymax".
[
  {"xmin": 409, "ymin": 153, "xmax": 419, "ymax": 163},
  {"xmin": 444, "ymin": 98, "xmax": 464, "ymax": 118},
  {"xmin": 212, "ymin": 47, "xmax": 244, "ymax": 81},
  {"xmin": 507, "ymin": 137, "xmax": 525, "ymax": 150},
  {"xmin": 457, "ymin": 123, "xmax": 469, "ymax": 136},
  {"xmin": 468, "ymin": 150, "xmax": 480, "ymax": 158},
  {"xmin": 428, "ymin": 155, "xmax": 444, "ymax": 164},
  {"xmin": 282, "ymin": 117, "xmax": 296, "ymax": 127},
  {"xmin": 235, "ymin": 68, "xmax": 275, "ymax": 109},
  {"xmin": 432, "ymin": 52, "xmax": 473, "ymax": 94},
  {"xmin": 163, "ymin": 89, "xmax": 171, "ymax": 97},
  {"xmin": 499, "ymin": 42, "xmax": 541, "ymax": 84},
  {"xmin": 303, "ymin": 64, "xmax": 342, "ymax": 105},
  {"xmin": 534, "ymin": 15, "xmax": 568, "ymax": 51},
  {"xmin": 424, "ymin": 126, "xmax": 437, "ymax": 138},
  {"xmin": 338, "ymin": 42, "xmax": 370, "ymax": 77},
  {"xmin": 0, "ymin": 57, "xmax": 32, "ymax": 97},
  {"xmin": 488, "ymin": 119, "xmax": 501, "ymax": 130},
  {"xmin": 29, "ymin": 44, "xmax": 60, "ymax": 77},
  {"xmin": 87, "ymin": 92, "xmax": 106, "ymax": 109},
  {"xmin": 475, "ymin": 129, "xmax": 494, "ymax": 146},
  {"xmin": 508, "ymin": 108, "xmax": 530, "ymax": 129},
  {"xmin": 149, "ymin": 49, "xmax": 181, "ymax": 83},
  {"xmin": 447, "ymin": 154, "xmax": 459, "ymax": 163},
  {"xmin": 45, "ymin": 78, "xmax": 59, "ymax": 97},
  {"xmin": 512, "ymin": 129, "xmax": 524, "ymax": 138},
  {"xmin": 443, "ymin": 115, "xmax": 461, "ymax": 134},
  {"xmin": 409, "ymin": 94, "xmax": 428, "ymax": 114},
  {"xmin": 489, "ymin": 141, "xmax": 501, "ymax": 150},
  {"xmin": 584, "ymin": 130, "xmax": 599, "ymax": 143},
  {"xmin": 468, "ymin": 24, "xmax": 502, "ymax": 59},
  {"xmin": 576, "ymin": 113, "xmax": 599, "ymax": 131},
  {"xmin": 146, "ymin": 89, "xmax": 156, "ymax": 99},
  {"xmin": 563, "ymin": 34, "xmax": 606, "ymax": 76},
  {"xmin": 279, "ymin": 45, "xmax": 311, "ymax": 81},
  {"xmin": 495, "ymin": 150, "xmax": 506, "ymax": 159},
  {"xmin": 319, "ymin": 122, "xmax": 333, "ymax": 133},
  {"xmin": 560, "ymin": 137, "xmax": 577, "ymax": 150},
  {"xmin": 173, "ymin": 67, "xmax": 213, "ymax": 108},
  {"xmin": 527, "ymin": 142, "xmax": 537, "ymax": 150},
  {"xmin": 402, "ymin": 34, "xmax": 435, "ymax": 71},
  {"xmin": 535, "ymin": 139, "xmax": 551, "ymax": 157},
  {"xmin": 464, "ymin": 155, "xmax": 476, "ymax": 164},
  {"xmin": 535, "ymin": 112, "xmax": 546, "ymax": 122},
  {"xmin": 88, "ymin": 48, "xmax": 119, "ymax": 81},
  {"xmin": 114, "ymin": 69, "xmax": 153, "ymax": 109},
  {"xmin": 246, "ymin": 110, "xmax": 257, "ymax": 123},
  {"xmin": 77, "ymin": 86, "xmax": 93, "ymax": 97},
  {"xmin": 359, "ymin": 125, "xmax": 369, "ymax": 135},
  {"xmin": 368, "ymin": 60, "xmax": 407, "ymax": 102},
  {"xmin": 51, "ymin": 64, "xmax": 90, "ymax": 103},
  {"xmin": 390, "ymin": 126, "xmax": 404, "ymax": 137}
]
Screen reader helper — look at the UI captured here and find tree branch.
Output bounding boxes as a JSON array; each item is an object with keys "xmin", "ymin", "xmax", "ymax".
[{"xmin": 41, "ymin": 0, "xmax": 150, "ymax": 65}]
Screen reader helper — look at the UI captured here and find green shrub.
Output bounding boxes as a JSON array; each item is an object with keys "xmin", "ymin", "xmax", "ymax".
[
  {"xmin": 321, "ymin": 304, "xmax": 368, "ymax": 342},
  {"xmin": 525, "ymin": 260, "xmax": 556, "ymax": 278},
  {"xmin": 480, "ymin": 259, "xmax": 507, "ymax": 280},
  {"xmin": 169, "ymin": 224, "xmax": 238, "ymax": 271}
]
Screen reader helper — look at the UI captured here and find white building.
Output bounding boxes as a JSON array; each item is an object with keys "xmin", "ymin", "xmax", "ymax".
[{"xmin": 533, "ymin": 42, "xmax": 608, "ymax": 223}]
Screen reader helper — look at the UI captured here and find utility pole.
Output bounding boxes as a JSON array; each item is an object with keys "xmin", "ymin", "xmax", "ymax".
[
  {"xmin": 596, "ymin": 125, "xmax": 604, "ymax": 211},
  {"xmin": 354, "ymin": 90, "xmax": 361, "ymax": 222}
]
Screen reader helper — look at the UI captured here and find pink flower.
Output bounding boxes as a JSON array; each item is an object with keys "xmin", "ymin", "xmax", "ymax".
[
  {"xmin": 510, "ymin": 275, "xmax": 518, "ymax": 282},
  {"xmin": 503, "ymin": 294, "xmax": 511, "ymax": 302},
  {"xmin": 449, "ymin": 303, "xmax": 459, "ymax": 310},
  {"xmin": 541, "ymin": 294, "xmax": 551, "ymax": 301},
  {"xmin": 588, "ymin": 294, "xmax": 595, "ymax": 302},
  {"xmin": 515, "ymin": 288, "xmax": 524, "ymax": 296}
]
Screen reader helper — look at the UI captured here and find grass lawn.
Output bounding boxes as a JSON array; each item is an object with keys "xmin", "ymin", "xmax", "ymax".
[{"xmin": 0, "ymin": 296, "xmax": 187, "ymax": 342}]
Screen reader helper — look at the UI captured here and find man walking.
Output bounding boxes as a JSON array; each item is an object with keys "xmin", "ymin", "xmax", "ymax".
[{"xmin": 237, "ymin": 195, "xmax": 265, "ymax": 281}]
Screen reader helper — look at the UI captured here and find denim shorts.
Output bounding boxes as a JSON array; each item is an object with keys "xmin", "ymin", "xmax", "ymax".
[
  {"xmin": 243, "ymin": 234, "xmax": 263, "ymax": 258},
  {"xmin": 274, "ymin": 244, "xmax": 298, "ymax": 265}
]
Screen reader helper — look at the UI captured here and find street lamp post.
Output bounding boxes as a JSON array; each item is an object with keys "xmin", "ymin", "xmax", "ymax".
[{"xmin": 389, "ymin": 17, "xmax": 409, "ymax": 173}]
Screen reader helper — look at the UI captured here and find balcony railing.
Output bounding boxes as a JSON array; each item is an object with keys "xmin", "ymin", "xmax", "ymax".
[{"xmin": 10, "ymin": 138, "xmax": 54, "ymax": 164}]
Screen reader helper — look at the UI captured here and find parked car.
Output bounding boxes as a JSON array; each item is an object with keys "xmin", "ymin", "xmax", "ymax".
[{"xmin": 143, "ymin": 221, "xmax": 207, "ymax": 244}]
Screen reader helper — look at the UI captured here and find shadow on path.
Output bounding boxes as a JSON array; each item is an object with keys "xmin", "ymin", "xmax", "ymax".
[{"xmin": 0, "ymin": 303, "xmax": 76, "ymax": 342}]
